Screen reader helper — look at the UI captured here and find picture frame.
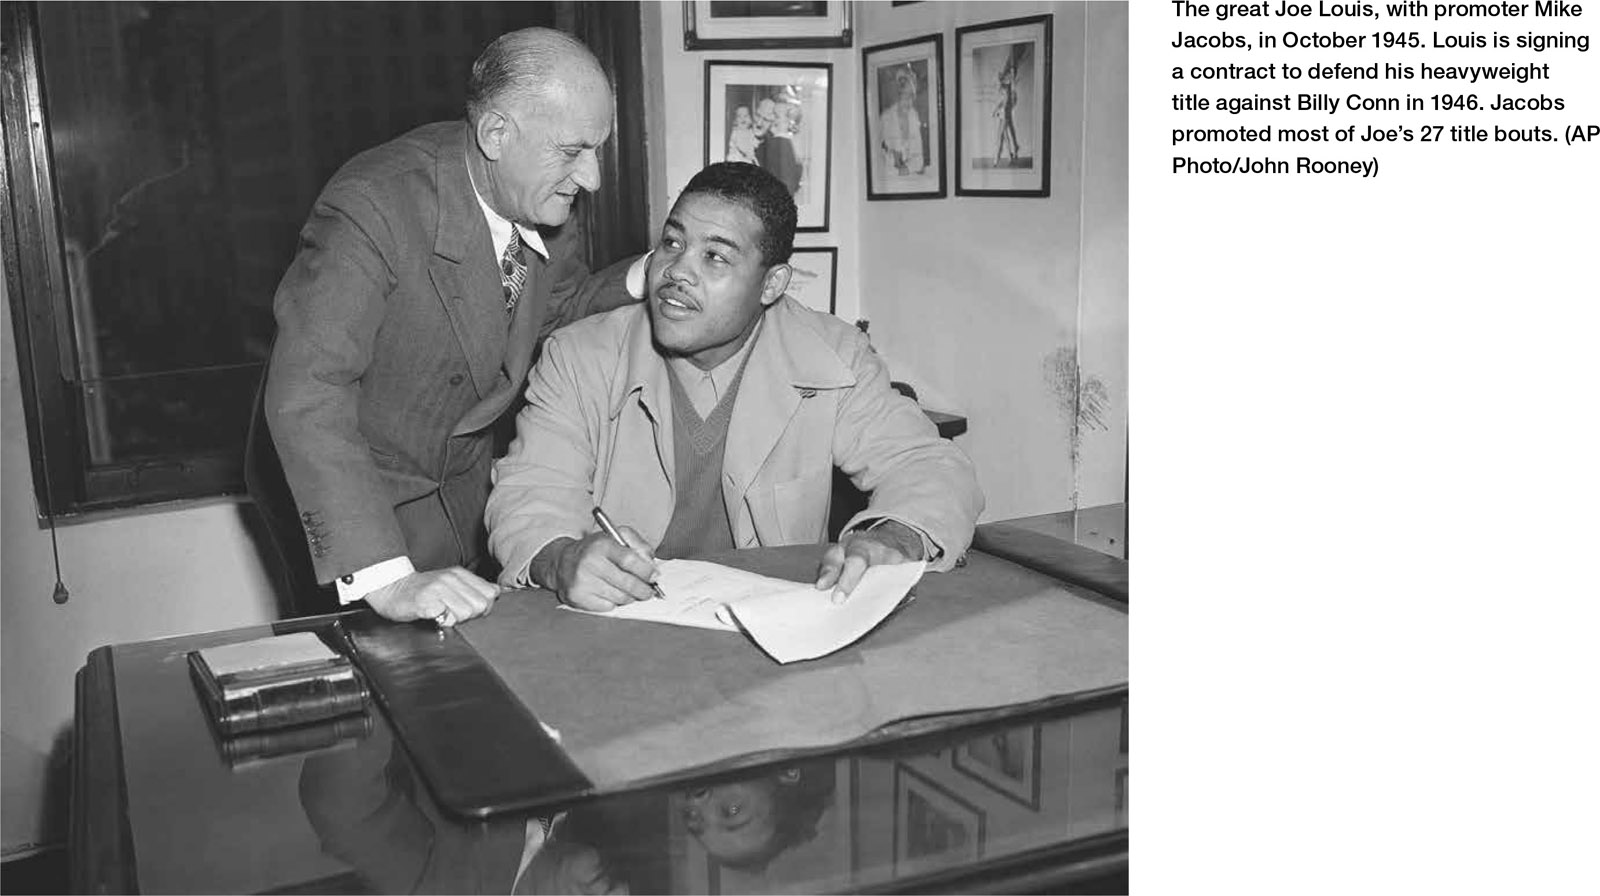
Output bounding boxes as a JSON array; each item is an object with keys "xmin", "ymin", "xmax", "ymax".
[
  {"xmin": 785, "ymin": 247, "xmax": 838, "ymax": 314},
  {"xmin": 1115, "ymin": 767, "xmax": 1128, "ymax": 828},
  {"xmin": 684, "ymin": 1, "xmax": 853, "ymax": 50},
  {"xmin": 893, "ymin": 762, "xmax": 985, "ymax": 878},
  {"xmin": 862, "ymin": 34, "xmax": 946, "ymax": 201},
  {"xmin": 951, "ymin": 723, "xmax": 1042, "ymax": 810},
  {"xmin": 955, "ymin": 14, "xmax": 1053, "ymax": 197},
  {"xmin": 705, "ymin": 61, "xmax": 833, "ymax": 232}
]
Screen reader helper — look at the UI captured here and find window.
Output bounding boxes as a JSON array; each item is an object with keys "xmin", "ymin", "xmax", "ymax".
[{"xmin": 3, "ymin": 1, "xmax": 648, "ymax": 519}]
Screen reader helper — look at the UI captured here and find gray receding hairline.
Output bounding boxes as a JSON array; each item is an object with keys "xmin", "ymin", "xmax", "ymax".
[{"xmin": 465, "ymin": 27, "xmax": 612, "ymax": 124}]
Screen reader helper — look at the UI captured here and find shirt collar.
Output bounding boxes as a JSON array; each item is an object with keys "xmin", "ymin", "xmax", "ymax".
[
  {"xmin": 466, "ymin": 156, "xmax": 549, "ymax": 262},
  {"xmin": 665, "ymin": 313, "xmax": 765, "ymax": 396}
]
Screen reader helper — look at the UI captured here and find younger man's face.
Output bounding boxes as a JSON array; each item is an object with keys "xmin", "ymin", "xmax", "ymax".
[{"xmin": 646, "ymin": 193, "xmax": 789, "ymax": 371}]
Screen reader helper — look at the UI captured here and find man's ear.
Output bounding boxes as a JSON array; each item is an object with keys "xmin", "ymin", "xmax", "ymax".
[
  {"xmin": 760, "ymin": 263, "xmax": 792, "ymax": 307},
  {"xmin": 474, "ymin": 110, "xmax": 511, "ymax": 162}
]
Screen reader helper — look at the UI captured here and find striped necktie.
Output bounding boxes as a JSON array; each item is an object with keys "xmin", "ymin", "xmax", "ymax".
[{"xmin": 500, "ymin": 236, "xmax": 527, "ymax": 313}]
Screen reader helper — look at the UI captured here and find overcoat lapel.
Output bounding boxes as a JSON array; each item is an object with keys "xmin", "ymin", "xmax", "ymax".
[
  {"xmin": 610, "ymin": 308, "xmax": 678, "ymax": 497},
  {"xmin": 721, "ymin": 305, "xmax": 856, "ymax": 510}
]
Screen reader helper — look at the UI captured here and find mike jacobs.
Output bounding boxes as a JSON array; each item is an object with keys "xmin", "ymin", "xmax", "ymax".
[{"xmin": 1172, "ymin": 31, "xmax": 1373, "ymax": 48}]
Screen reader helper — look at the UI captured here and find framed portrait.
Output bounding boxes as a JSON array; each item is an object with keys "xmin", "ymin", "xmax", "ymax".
[
  {"xmin": 684, "ymin": 1, "xmax": 853, "ymax": 50},
  {"xmin": 955, "ymin": 14, "xmax": 1053, "ymax": 197},
  {"xmin": 862, "ymin": 34, "xmax": 946, "ymax": 201},
  {"xmin": 785, "ymin": 247, "xmax": 837, "ymax": 314},
  {"xmin": 893, "ymin": 763, "xmax": 985, "ymax": 878},
  {"xmin": 705, "ymin": 61, "xmax": 833, "ymax": 231},
  {"xmin": 951, "ymin": 723, "xmax": 1042, "ymax": 810}
]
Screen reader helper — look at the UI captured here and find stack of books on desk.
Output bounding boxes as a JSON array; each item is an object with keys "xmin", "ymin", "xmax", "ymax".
[{"xmin": 188, "ymin": 631, "xmax": 371, "ymax": 767}]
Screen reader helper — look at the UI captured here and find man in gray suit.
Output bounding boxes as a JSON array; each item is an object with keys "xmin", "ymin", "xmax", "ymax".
[{"xmin": 260, "ymin": 28, "xmax": 636, "ymax": 626}]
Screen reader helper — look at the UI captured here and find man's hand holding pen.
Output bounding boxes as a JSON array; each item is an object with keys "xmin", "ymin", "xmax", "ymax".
[{"xmin": 530, "ymin": 508, "xmax": 664, "ymax": 612}]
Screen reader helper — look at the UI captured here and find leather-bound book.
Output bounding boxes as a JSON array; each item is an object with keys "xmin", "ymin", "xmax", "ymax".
[{"xmin": 188, "ymin": 632, "xmax": 369, "ymax": 737}]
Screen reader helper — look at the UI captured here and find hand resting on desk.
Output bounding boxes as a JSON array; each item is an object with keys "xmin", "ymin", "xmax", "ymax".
[
  {"xmin": 815, "ymin": 521, "xmax": 926, "ymax": 603},
  {"xmin": 364, "ymin": 567, "xmax": 500, "ymax": 627}
]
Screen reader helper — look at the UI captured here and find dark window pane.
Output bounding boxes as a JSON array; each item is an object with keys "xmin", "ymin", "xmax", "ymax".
[
  {"xmin": 81, "ymin": 364, "xmax": 264, "ymax": 462},
  {"xmin": 31, "ymin": 1, "xmax": 563, "ymax": 475}
]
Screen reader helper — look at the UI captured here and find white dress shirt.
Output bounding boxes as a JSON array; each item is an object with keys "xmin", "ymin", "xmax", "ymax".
[{"xmin": 664, "ymin": 315, "xmax": 764, "ymax": 418}]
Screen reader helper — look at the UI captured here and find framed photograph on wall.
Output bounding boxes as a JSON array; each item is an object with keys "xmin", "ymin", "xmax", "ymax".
[
  {"xmin": 785, "ymin": 247, "xmax": 838, "ymax": 314},
  {"xmin": 863, "ymin": 34, "xmax": 946, "ymax": 200},
  {"xmin": 684, "ymin": 1, "xmax": 853, "ymax": 50},
  {"xmin": 706, "ymin": 61, "xmax": 833, "ymax": 231},
  {"xmin": 951, "ymin": 723, "xmax": 1042, "ymax": 810},
  {"xmin": 893, "ymin": 762, "xmax": 985, "ymax": 878},
  {"xmin": 955, "ymin": 14, "xmax": 1052, "ymax": 197}
]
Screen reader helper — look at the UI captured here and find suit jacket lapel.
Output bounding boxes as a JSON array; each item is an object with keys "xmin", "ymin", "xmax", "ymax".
[{"xmin": 430, "ymin": 124, "xmax": 506, "ymax": 399}]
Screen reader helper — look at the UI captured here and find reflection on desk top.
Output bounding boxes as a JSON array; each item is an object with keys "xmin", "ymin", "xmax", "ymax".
[{"xmin": 284, "ymin": 691, "xmax": 1125, "ymax": 895}]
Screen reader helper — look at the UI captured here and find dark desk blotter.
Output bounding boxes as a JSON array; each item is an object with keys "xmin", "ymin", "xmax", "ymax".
[
  {"xmin": 973, "ymin": 522, "xmax": 1129, "ymax": 604},
  {"xmin": 457, "ymin": 544, "xmax": 1128, "ymax": 796}
]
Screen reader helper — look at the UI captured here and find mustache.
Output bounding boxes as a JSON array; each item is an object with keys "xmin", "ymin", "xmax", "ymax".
[{"xmin": 653, "ymin": 281, "xmax": 699, "ymax": 308}]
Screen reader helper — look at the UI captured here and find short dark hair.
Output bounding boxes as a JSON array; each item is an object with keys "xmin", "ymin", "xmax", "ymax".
[{"xmin": 679, "ymin": 162, "xmax": 796, "ymax": 267}]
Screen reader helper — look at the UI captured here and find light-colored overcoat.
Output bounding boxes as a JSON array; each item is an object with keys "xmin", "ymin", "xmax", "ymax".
[{"xmin": 487, "ymin": 297, "xmax": 984, "ymax": 584}]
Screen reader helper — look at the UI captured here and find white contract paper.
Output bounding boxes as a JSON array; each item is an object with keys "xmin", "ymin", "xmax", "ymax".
[{"xmin": 566, "ymin": 558, "xmax": 927, "ymax": 662}]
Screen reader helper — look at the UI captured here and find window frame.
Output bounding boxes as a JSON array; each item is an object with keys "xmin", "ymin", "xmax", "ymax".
[{"xmin": 6, "ymin": 1, "xmax": 249, "ymax": 522}]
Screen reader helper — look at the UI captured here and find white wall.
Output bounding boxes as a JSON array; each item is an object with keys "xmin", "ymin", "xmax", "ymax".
[
  {"xmin": 1075, "ymin": 2, "xmax": 1130, "ymax": 510},
  {"xmin": 856, "ymin": 1, "xmax": 1128, "ymax": 521},
  {"xmin": 1, "ymin": 282, "xmax": 280, "ymax": 855}
]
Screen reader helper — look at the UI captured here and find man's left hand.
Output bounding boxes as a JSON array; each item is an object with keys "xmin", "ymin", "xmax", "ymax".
[{"xmin": 815, "ymin": 521, "xmax": 925, "ymax": 604}]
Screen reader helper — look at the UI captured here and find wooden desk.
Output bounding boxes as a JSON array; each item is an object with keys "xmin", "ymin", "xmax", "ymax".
[{"xmin": 72, "ymin": 527, "xmax": 1126, "ymax": 894}]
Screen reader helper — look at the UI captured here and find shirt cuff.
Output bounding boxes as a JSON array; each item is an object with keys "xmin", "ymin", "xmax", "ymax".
[
  {"xmin": 625, "ymin": 250, "xmax": 652, "ymax": 298},
  {"xmin": 335, "ymin": 556, "xmax": 416, "ymax": 604}
]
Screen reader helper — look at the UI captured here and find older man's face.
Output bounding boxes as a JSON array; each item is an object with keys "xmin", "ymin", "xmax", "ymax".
[{"xmin": 488, "ymin": 75, "xmax": 613, "ymax": 228}]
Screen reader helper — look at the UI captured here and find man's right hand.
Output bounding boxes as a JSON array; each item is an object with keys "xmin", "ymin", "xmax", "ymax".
[
  {"xmin": 363, "ymin": 567, "xmax": 500, "ymax": 626},
  {"xmin": 535, "ymin": 530, "xmax": 660, "ymax": 612}
]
